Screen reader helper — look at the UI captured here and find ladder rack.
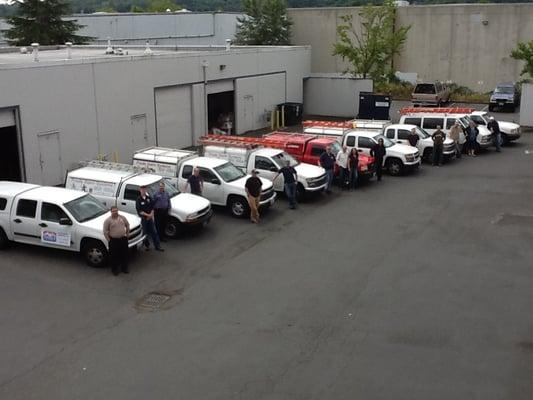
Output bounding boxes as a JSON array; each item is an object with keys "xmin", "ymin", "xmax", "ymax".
[
  {"xmin": 81, "ymin": 160, "xmax": 148, "ymax": 174},
  {"xmin": 400, "ymin": 107, "xmax": 475, "ymax": 115}
]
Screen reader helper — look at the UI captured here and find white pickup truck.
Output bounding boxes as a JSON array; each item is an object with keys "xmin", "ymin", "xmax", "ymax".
[
  {"xmin": 202, "ymin": 145, "xmax": 327, "ymax": 199},
  {"xmin": 469, "ymin": 111, "xmax": 521, "ymax": 145},
  {"xmin": 65, "ymin": 161, "xmax": 212, "ymax": 238},
  {"xmin": 0, "ymin": 181, "xmax": 145, "ymax": 267},
  {"xmin": 133, "ymin": 147, "xmax": 276, "ymax": 218},
  {"xmin": 342, "ymin": 130, "xmax": 421, "ymax": 176}
]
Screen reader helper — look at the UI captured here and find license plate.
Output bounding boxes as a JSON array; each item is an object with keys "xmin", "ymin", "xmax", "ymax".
[{"xmin": 498, "ymin": 102, "xmax": 504, "ymax": 106}]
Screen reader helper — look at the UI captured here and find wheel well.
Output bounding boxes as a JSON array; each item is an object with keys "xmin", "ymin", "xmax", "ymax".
[
  {"xmin": 227, "ymin": 194, "xmax": 246, "ymax": 207},
  {"xmin": 386, "ymin": 157, "xmax": 403, "ymax": 165},
  {"xmin": 80, "ymin": 237, "xmax": 106, "ymax": 251}
]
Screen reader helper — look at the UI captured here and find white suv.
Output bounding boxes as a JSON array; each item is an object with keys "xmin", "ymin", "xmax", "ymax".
[
  {"xmin": 342, "ymin": 130, "xmax": 420, "ymax": 176},
  {"xmin": 383, "ymin": 124, "xmax": 456, "ymax": 162}
]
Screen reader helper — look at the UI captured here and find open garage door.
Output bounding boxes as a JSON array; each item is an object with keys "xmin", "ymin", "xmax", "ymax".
[
  {"xmin": 0, "ymin": 108, "xmax": 23, "ymax": 182},
  {"xmin": 235, "ymin": 73, "xmax": 286, "ymax": 135},
  {"xmin": 155, "ymin": 85, "xmax": 193, "ymax": 149}
]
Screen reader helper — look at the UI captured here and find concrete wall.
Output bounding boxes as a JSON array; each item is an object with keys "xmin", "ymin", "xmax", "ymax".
[
  {"xmin": 288, "ymin": 4, "xmax": 533, "ymax": 91},
  {"xmin": 304, "ymin": 74, "xmax": 373, "ymax": 117},
  {"xmin": 0, "ymin": 12, "xmax": 242, "ymax": 46},
  {"xmin": 520, "ymin": 83, "xmax": 533, "ymax": 127},
  {"xmin": 0, "ymin": 46, "xmax": 310, "ymax": 185}
]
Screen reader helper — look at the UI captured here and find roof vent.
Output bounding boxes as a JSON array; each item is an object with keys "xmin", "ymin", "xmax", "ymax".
[
  {"xmin": 105, "ymin": 37, "xmax": 114, "ymax": 54},
  {"xmin": 144, "ymin": 40, "xmax": 153, "ymax": 56},
  {"xmin": 65, "ymin": 42, "xmax": 72, "ymax": 59},
  {"xmin": 31, "ymin": 43, "xmax": 39, "ymax": 62}
]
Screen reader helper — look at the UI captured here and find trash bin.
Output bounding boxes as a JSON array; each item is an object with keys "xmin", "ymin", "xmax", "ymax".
[
  {"xmin": 358, "ymin": 92, "xmax": 391, "ymax": 120},
  {"xmin": 277, "ymin": 102, "xmax": 304, "ymax": 126}
]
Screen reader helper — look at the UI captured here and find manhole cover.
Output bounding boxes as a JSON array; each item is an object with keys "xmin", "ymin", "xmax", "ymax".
[{"xmin": 136, "ymin": 292, "xmax": 171, "ymax": 311}]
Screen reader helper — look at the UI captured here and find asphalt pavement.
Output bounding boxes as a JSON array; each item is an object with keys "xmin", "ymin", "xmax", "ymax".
[{"xmin": 1, "ymin": 107, "xmax": 532, "ymax": 399}]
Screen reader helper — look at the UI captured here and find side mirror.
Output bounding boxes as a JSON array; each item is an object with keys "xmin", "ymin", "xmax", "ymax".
[
  {"xmin": 269, "ymin": 167, "xmax": 278, "ymax": 172},
  {"xmin": 210, "ymin": 178, "xmax": 221, "ymax": 185},
  {"xmin": 59, "ymin": 217, "xmax": 73, "ymax": 226}
]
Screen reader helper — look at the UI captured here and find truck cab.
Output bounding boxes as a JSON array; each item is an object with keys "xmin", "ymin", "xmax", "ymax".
[
  {"xmin": 65, "ymin": 161, "xmax": 212, "ymax": 238},
  {"xmin": 383, "ymin": 124, "xmax": 456, "ymax": 162},
  {"xmin": 177, "ymin": 157, "xmax": 276, "ymax": 218},
  {"xmin": 0, "ymin": 181, "xmax": 144, "ymax": 267},
  {"xmin": 469, "ymin": 111, "xmax": 521, "ymax": 145},
  {"xmin": 342, "ymin": 130, "xmax": 420, "ymax": 176}
]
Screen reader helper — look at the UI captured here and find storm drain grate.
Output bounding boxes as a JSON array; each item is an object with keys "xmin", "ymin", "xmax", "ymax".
[{"xmin": 137, "ymin": 292, "xmax": 172, "ymax": 311}]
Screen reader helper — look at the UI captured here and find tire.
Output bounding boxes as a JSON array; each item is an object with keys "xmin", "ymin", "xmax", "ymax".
[
  {"xmin": 0, "ymin": 227, "xmax": 9, "ymax": 250},
  {"xmin": 386, "ymin": 158, "xmax": 403, "ymax": 176},
  {"xmin": 228, "ymin": 196, "xmax": 249, "ymax": 218},
  {"xmin": 423, "ymin": 148, "xmax": 433, "ymax": 164},
  {"xmin": 165, "ymin": 217, "xmax": 183, "ymax": 239},
  {"xmin": 82, "ymin": 239, "xmax": 108, "ymax": 268}
]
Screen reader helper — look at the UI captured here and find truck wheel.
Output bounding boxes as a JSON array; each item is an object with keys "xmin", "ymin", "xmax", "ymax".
[
  {"xmin": 82, "ymin": 239, "xmax": 108, "ymax": 268},
  {"xmin": 165, "ymin": 217, "xmax": 183, "ymax": 239},
  {"xmin": 386, "ymin": 158, "xmax": 403, "ymax": 176},
  {"xmin": 228, "ymin": 196, "xmax": 249, "ymax": 218},
  {"xmin": 423, "ymin": 148, "xmax": 433, "ymax": 163},
  {"xmin": 0, "ymin": 227, "xmax": 9, "ymax": 249},
  {"xmin": 296, "ymin": 183, "xmax": 307, "ymax": 202}
]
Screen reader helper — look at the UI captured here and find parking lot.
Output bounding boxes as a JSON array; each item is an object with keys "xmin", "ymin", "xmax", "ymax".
[{"xmin": 1, "ymin": 103, "xmax": 532, "ymax": 400}]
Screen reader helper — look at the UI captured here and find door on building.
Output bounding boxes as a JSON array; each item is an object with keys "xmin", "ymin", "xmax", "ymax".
[
  {"xmin": 131, "ymin": 114, "xmax": 148, "ymax": 153},
  {"xmin": 0, "ymin": 108, "xmax": 22, "ymax": 182},
  {"xmin": 37, "ymin": 131, "xmax": 63, "ymax": 186},
  {"xmin": 242, "ymin": 95, "xmax": 255, "ymax": 133},
  {"xmin": 208, "ymin": 90, "xmax": 235, "ymax": 135},
  {"xmin": 155, "ymin": 85, "xmax": 193, "ymax": 149}
]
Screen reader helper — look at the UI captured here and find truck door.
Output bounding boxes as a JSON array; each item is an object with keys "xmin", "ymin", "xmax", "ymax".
[
  {"xmin": 199, "ymin": 167, "xmax": 224, "ymax": 204},
  {"xmin": 254, "ymin": 156, "xmax": 283, "ymax": 191},
  {"xmin": 38, "ymin": 202, "xmax": 76, "ymax": 250},
  {"xmin": 356, "ymin": 137, "xmax": 374, "ymax": 157},
  {"xmin": 12, "ymin": 198, "xmax": 40, "ymax": 245},
  {"xmin": 396, "ymin": 129, "xmax": 411, "ymax": 146},
  {"xmin": 385, "ymin": 128, "xmax": 398, "ymax": 143},
  {"xmin": 119, "ymin": 184, "xmax": 140, "ymax": 216}
]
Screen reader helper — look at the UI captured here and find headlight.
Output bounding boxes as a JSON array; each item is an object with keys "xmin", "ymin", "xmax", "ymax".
[
  {"xmin": 186, "ymin": 213, "xmax": 198, "ymax": 221},
  {"xmin": 405, "ymin": 154, "xmax": 415, "ymax": 162}
]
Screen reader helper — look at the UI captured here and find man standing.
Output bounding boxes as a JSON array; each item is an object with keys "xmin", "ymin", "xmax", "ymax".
[
  {"xmin": 408, "ymin": 128, "xmax": 420, "ymax": 148},
  {"xmin": 487, "ymin": 116, "xmax": 502, "ymax": 152},
  {"xmin": 153, "ymin": 181, "xmax": 171, "ymax": 242},
  {"xmin": 274, "ymin": 160, "xmax": 298, "ymax": 209},
  {"xmin": 336, "ymin": 145, "xmax": 350, "ymax": 190},
  {"xmin": 431, "ymin": 125, "xmax": 446, "ymax": 167},
  {"xmin": 186, "ymin": 167, "xmax": 204, "ymax": 195},
  {"xmin": 103, "ymin": 206, "xmax": 130, "ymax": 276},
  {"xmin": 370, "ymin": 138, "xmax": 386, "ymax": 181},
  {"xmin": 245, "ymin": 169, "xmax": 262, "ymax": 223},
  {"xmin": 136, "ymin": 185, "xmax": 164, "ymax": 252},
  {"xmin": 319, "ymin": 146, "xmax": 335, "ymax": 194},
  {"xmin": 449, "ymin": 121, "xmax": 463, "ymax": 159}
]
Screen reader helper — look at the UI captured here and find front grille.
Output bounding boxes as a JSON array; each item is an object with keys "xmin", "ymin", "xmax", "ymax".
[
  {"xmin": 129, "ymin": 226, "xmax": 142, "ymax": 242},
  {"xmin": 414, "ymin": 151, "xmax": 420, "ymax": 159},
  {"xmin": 260, "ymin": 188, "xmax": 275, "ymax": 201},
  {"xmin": 196, "ymin": 205, "xmax": 210, "ymax": 217},
  {"xmin": 308, "ymin": 174, "xmax": 327, "ymax": 188}
]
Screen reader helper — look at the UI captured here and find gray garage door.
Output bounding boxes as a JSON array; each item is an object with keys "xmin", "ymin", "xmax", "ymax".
[{"xmin": 155, "ymin": 85, "xmax": 193, "ymax": 149}]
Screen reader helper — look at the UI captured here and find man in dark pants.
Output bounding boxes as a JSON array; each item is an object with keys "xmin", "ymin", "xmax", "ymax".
[
  {"xmin": 274, "ymin": 160, "xmax": 298, "ymax": 209},
  {"xmin": 370, "ymin": 138, "xmax": 386, "ymax": 181},
  {"xmin": 186, "ymin": 167, "xmax": 204, "ymax": 195},
  {"xmin": 431, "ymin": 126, "xmax": 446, "ymax": 167},
  {"xmin": 153, "ymin": 181, "xmax": 171, "ymax": 241},
  {"xmin": 408, "ymin": 128, "xmax": 420, "ymax": 147},
  {"xmin": 487, "ymin": 116, "xmax": 502, "ymax": 152},
  {"xmin": 103, "ymin": 206, "xmax": 130, "ymax": 275},
  {"xmin": 136, "ymin": 185, "xmax": 164, "ymax": 252},
  {"xmin": 319, "ymin": 146, "xmax": 336, "ymax": 194}
]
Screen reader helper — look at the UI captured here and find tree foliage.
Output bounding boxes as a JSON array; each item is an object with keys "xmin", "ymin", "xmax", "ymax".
[
  {"xmin": 511, "ymin": 40, "xmax": 533, "ymax": 79},
  {"xmin": 332, "ymin": 0, "xmax": 410, "ymax": 82},
  {"xmin": 3, "ymin": 0, "xmax": 90, "ymax": 45},
  {"xmin": 234, "ymin": 0, "xmax": 292, "ymax": 45}
]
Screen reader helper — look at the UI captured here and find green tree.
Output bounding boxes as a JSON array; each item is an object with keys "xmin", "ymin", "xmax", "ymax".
[
  {"xmin": 234, "ymin": 0, "xmax": 292, "ymax": 45},
  {"xmin": 511, "ymin": 40, "xmax": 533, "ymax": 79},
  {"xmin": 146, "ymin": 0, "xmax": 182, "ymax": 12},
  {"xmin": 332, "ymin": 0, "xmax": 410, "ymax": 82},
  {"xmin": 3, "ymin": 0, "xmax": 90, "ymax": 46}
]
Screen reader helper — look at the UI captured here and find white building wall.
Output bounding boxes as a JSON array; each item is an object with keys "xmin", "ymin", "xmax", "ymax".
[{"xmin": 0, "ymin": 46, "xmax": 311, "ymax": 185}]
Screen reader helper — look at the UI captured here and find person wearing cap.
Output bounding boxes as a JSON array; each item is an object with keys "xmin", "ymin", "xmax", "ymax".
[
  {"xmin": 245, "ymin": 169, "xmax": 262, "ymax": 223},
  {"xmin": 273, "ymin": 160, "xmax": 298, "ymax": 209},
  {"xmin": 487, "ymin": 116, "xmax": 502, "ymax": 152},
  {"xmin": 153, "ymin": 181, "xmax": 171, "ymax": 242},
  {"xmin": 370, "ymin": 138, "xmax": 386, "ymax": 181},
  {"xmin": 319, "ymin": 146, "xmax": 336, "ymax": 194},
  {"xmin": 449, "ymin": 121, "xmax": 463, "ymax": 159},
  {"xmin": 135, "ymin": 185, "xmax": 164, "ymax": 252}
]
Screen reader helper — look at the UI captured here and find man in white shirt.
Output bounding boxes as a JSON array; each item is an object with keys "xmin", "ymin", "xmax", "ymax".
[{"xmin": 336, "ymin": 145, "xmax": 349, "ymax": 189}]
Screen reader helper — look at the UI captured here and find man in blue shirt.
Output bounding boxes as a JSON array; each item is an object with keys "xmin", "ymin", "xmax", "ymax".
[
  {"xmin": 136, "ymin": 185, "xmax": 164, "ymax": 251},
  {"xmin": 274, "ymin": 160, "xmax": 298, "ymax": 209},
  {"xmin": 153, "ymin": 181, "xmax": 171, "ymax": 241}
]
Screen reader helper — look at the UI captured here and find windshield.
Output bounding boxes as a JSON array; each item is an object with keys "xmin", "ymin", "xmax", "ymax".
[
  {"xmin": 459, "ymin": 116, "xmax": 471, "ymax": 127},
  {"xmin": 272, "ymin": 152, "xmax": 299, "ymax": 168},
  {"xmin": 330, "ymin": 141, "xmax": 342, "ymax": 155},
  {"xmin": 414, "ymin": 84, "xmax": 436, "ymax": 94},
  {"xmin": 470, "ymin": 115, "xmax": 486, "ymax": 125},
  {"xmin": 373, "ymin": 134, "xmax": 394, "ymax": 148},
  {"xmin": 145, "ymin": 179, "xmax": 179, "ymax": 198},
  {"xmin": 214, "ymin": 162, "xmax": 245, "ymax": 182},
  {"xmin": 64, "ymin": 194, "xmax": 108, "ymax": 223},
  {"xmin": 495, "ymin": 86, "xmax": 514, "ymax": 94},
  {"xmin": 415, "ymin": 127, "xmax": 430, "ymax": 139}
]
